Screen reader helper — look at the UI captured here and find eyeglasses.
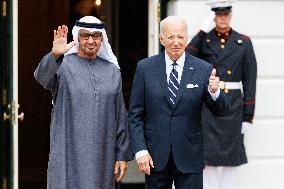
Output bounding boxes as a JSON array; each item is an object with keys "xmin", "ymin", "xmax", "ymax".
[{"xmin": 79, "ymin": 32, "xmax": 102, "ymax": 40}]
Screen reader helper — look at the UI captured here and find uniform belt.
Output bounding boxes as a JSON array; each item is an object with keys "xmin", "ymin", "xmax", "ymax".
[{"xmin": 219, "ymin": 81, "xmax": 243, "ymax": 90}]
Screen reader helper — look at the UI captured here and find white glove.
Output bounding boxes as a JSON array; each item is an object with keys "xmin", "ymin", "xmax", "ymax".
[
  {"xmin": 200, "ymin": 11, "xmax": 216, "ymax": 33},
  {"xmin": 241, "ymin": 122, "xmax": 253, "ymax": 134}
]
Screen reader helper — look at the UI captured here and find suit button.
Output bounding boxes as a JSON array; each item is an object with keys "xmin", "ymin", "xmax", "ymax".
[
  {"xmin": 221, "ymin": 45, "xmax": 225, "ymax": 49},
  {"xmin": 224, "ymin": 88, "xmax": 229, "ymax": 94},
  {"xmin": 221, "ymin": 39, "xmax": 225, "ymax": 43},
  {"xmin": 227, "ymin": 70, "xmax": 232, "ymax": 75}
]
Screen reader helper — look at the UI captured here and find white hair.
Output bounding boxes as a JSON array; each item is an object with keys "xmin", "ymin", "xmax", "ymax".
[
  {"xmin": 65, "ymin": 16, "xmax": 119, "ymax": 69},
  {"xmin": 160, "ymin": 16, "xmax": 188, "ymax": 35}
]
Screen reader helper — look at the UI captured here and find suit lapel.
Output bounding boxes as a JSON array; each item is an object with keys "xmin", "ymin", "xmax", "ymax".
[
  {"xmin": 154, "ymin": 52, "xmax": 175, "ymax": 108},
  {"xmin": 172, "ymin": 53, "xmax": 196, "ymax": 110}
]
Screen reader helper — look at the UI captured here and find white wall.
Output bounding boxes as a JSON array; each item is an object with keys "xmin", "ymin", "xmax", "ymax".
[{"xmin": 168, "ymin": 0, "xmax": 284, "ymax": 188}]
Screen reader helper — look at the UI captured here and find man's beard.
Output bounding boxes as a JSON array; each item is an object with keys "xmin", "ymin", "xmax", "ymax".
[{"xmin": 83, "ymin": 46, "xmax": 98, "ymax": 56}]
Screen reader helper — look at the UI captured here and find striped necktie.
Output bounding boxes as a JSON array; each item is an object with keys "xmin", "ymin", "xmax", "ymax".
[{"xmin": 168, "ymin": 62, "xmax": 179, "ymax": 105}]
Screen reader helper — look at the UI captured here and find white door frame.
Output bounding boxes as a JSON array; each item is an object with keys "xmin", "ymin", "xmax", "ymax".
[
  {"xmin": 148, "ymin": 0, "xmax": 160, "ymax": 56},
  {"xmin": 12, "ymin": 0, "xmax": 19, "ymax": 188}
]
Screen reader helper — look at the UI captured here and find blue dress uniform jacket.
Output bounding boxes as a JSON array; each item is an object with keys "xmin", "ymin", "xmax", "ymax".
[
  {"xmin": 186, "ymin": 29, "xmax": 257, "ymax": 166},
  {"xmin": 128, "ymin": 51, "xmax": 229, "ymax": 173}
]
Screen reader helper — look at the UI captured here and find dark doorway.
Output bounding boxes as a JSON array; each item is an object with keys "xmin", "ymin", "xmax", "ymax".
[
  {"xmin": 116, "ymin": 0, "xmax": 149, "ymax": 108},
  {"xmin": 18, "ymin": 1, "xmax": 69, "ymax": 188},
  {"xmin": 16, "ymin": 0, "xmax": 147, "ymax": 188}
]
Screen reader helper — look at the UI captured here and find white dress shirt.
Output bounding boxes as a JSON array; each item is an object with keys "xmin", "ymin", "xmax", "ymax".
[
  {"xmin": 135, "ymin": 52, "xmax": 220, "ymax": 160},
  {"xmin": 165, "ymin": 51, "xmax": 185, "ymax": 84}
]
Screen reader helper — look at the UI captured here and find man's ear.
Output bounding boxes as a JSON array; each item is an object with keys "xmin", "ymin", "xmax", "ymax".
[
  {"xmin": 160, "ymin": 34, "xmax": 165, "ymax": 46},
  {"xmin": 229, "ymin": 12, "xmax": 233, "ymax": 20}
]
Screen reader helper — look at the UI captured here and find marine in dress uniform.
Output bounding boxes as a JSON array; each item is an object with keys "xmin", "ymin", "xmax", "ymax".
[{"xmin": 186, "ymin": 1, "xmax": 257, "ymax": 189}]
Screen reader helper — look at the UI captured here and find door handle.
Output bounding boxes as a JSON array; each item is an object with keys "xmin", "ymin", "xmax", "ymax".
[
  {"xmin": 3, "ymin": 112, "xmax": 10, "ymax": 121},
  {"xmin": 18, "ymin": 112, "xmax": 24, "ymax": 122},
  {"xmin": 3, "ymin": 112, "xmax": 24, "ymax": 122},
  {"xmin": 3, "ymin": 103, "xmax": 24, "ymax": 122}
]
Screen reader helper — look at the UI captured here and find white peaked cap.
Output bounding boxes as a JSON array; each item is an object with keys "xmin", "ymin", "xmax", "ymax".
[{"xmin": 206, "ymin": 0, "xmax": 236, "ymax": 9}]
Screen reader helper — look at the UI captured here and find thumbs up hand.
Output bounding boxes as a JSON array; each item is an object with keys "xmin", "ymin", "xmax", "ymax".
[{"xmin": 208, "ymin": 68, "xmax": 220, "ymax": 93}]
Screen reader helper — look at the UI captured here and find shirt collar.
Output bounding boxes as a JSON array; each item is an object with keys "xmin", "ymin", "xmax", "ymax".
[{"xmin": 165, "ymin": 51, "xmax": 185, "ymax": 68}]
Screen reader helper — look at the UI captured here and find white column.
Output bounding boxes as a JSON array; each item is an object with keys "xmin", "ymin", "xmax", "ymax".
[
  {"xmin": 148, "ymin": 0, "xmax": 160, "ymax": 56},
  {"xmin": 12, "ymin": 0, "xmax": 19, "ymax": 188}
]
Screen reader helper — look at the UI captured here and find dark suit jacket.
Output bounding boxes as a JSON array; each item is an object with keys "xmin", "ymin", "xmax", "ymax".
[{"xmin": 128, "ymin": 51, "xmax": 229, "ymax": 173}]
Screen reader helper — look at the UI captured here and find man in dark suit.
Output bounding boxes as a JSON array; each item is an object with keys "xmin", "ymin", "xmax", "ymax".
[
  {"xmin": 128, "ymin": 16, "xmax": 229, "ymax": 189},
  {"xmin": 186, "ymin": 1, "xmax": 257, "ymax": 189}
]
